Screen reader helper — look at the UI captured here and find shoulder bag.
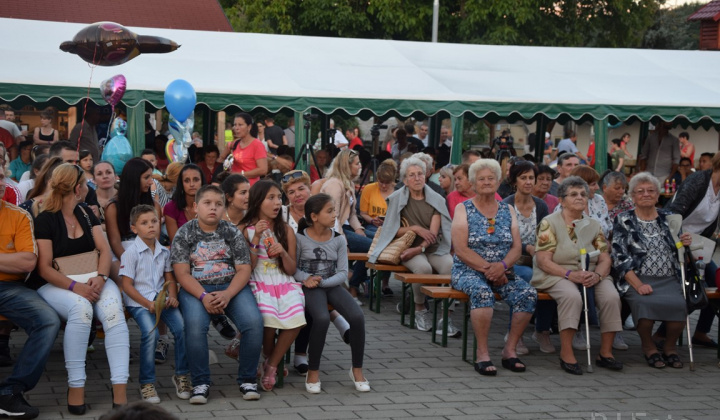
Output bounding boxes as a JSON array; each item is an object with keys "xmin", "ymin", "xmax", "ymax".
[
  {"xmin": 52, "ymin": 206, "xmax": 99, "ymax": 283},
  {"xmin": 367, "ymin": 218, "xmax": 417, "ymax": 265}
]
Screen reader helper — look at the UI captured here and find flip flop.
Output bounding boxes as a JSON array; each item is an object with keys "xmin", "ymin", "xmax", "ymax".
[
  {"xmin": 501, "ymin": 357, "xmax": 526, "ymax": 372},
  {"xmin": 474, "ymin": 360, "xmax": 497, "ymax": 376}
]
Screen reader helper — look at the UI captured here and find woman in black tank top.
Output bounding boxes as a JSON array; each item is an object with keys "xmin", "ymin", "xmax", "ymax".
[{"xmin": 33, "ymin": 110, "xmax": 59, "ymax": 145}]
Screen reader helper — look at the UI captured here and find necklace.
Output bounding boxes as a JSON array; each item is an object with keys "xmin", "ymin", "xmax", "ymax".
[
  {"xmin": 64, "ymin": 215, "xmax": 77, "ymax": 237},
  {"xmin": 225, "ymin": 208, "xmax": 241, "ymax": 226}
]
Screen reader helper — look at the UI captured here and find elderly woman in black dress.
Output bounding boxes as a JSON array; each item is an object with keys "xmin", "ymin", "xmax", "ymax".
[{"xmin": 611, "ymin": 172, "xmax": 692, "ymax": 369}]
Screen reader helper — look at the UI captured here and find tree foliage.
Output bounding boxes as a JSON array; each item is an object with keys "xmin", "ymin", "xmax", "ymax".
[
  {"xmin": 643, "ymin": 2, "xmax": 702, "ymax": 50},
  {"xmin": 220, "ymin": 0, "xmax": 678, "ymax": 48}
]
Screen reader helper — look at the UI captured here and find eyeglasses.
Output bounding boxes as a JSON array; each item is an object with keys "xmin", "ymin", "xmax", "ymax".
[
  {"xmin": 632, "ymin": 188, "xmax": 658, "ymax": 196},
  {"xmin": 443, "ymin": 163, "xmax": 455, "ymax": 170},
  {"xmin": 282, "ymin": 170, "xmax": 307, "ymax": 184}
]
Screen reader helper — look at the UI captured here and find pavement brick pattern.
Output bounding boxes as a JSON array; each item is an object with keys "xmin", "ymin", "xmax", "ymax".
[{"xmin": 3, "ymin": 291, "xmax": 719, "ymax": 420}]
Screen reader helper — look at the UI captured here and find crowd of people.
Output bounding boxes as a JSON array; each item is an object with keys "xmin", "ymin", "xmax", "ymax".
[{"xmin": 0, "ymin": 107, "xmax": 718, "ymax": 419}]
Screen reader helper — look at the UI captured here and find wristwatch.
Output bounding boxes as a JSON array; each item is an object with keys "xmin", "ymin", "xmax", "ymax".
[{"xmin": 420, "ymin": 246, "xmax": 426, "ymax": 253}]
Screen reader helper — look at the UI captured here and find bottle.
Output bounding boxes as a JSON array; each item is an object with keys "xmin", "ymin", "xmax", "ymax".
[
  {"xmin": 695, "ymin": 256, "xmax": 705, "ymax": 283},
  {"xmin": 260, "ymin": 229, "xmax": 277, "ymax": 251},
  {"xmin": 671, "ymin": 179, "xmax": 676, "ymax": 193},
  {"xmin": 664, "ymin": 179, "xmax": 670, "ymax": 194}
]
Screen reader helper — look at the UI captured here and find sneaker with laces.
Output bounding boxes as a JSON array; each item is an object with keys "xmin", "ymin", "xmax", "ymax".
[
  {"xmin": 189, "ymin": 384, "xmax": 210, "ymax": 404},
  {"xmin": 414, "ymin": 309, "xmax": 432, "ymax": 332},
  {"xmin": 140, "ymin": 384, "xmax": 161, "ymax": 404},
  {"xmin": 212, "ymin": 316, "xmax": 237, "ymax": 340},
  {"xmin": 436, "ymin": 318, "xmax": 462, "ymax": 338},
  {"xmin": 0, "ymin": 393, "xmax": 39, "ymax": 419},
  {"xmin": 239, "ymin": 383, "xmax": 260, "ymax": 401},
  {"xmin": 172, "ymin": 374, "xmax": 192, "ymax": 400},
  {"xmin": 154, "ymin": 338, "xmax": 169, "ymax": 364},
  {"xmin": 572, "ymin": 331, "xmax": 588, "ymax": 350},
  {"xmin": 532, "ymin": 331, "xmax": 556, "ymax": 353},
  {"xmin": 613, "ymin": 332, "xmax": 629, "ymax": 350}
]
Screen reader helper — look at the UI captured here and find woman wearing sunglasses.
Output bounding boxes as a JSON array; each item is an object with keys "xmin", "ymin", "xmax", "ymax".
[{"xmin": 30, "ymin": 163, "xmax": 129, "ymax": 411}]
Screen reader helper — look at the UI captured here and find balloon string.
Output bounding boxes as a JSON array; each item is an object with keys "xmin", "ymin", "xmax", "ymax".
[{"xmin": 77, "ymin": 42, "xmax": 99, "ymax": 153}]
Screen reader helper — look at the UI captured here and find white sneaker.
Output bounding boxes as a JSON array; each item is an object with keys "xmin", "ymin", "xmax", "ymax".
[
  {"xmin": 613, "ymin": 332, "xmax": 629, "ymax": 350},
  {"xmin": 504, "ymin": 332, "xmax": 529, "ymax": 355},
  {"xmin": 572, "ymin": 331, "xmax": 588, "ymax": 350},
  {"xmin": 623, "ymin": 317, "xmax": 635, "ymax": 330},
  {"xmin": 435, "ymin": 318, "xmax": 462, "ymax": 338},
  {"xmin": 352, "ymin": 297, "xmax": 364, "ymax": 307},
  {"xmin": 415, "ymin": 310, "xmax": 432, "ymax": 332},
  {"xmin": 140, "ymin": 383, "xmax": 161, "ymax": 404},
  {"xmin": 531, "ymin": 331, "xmax": 556, "ymax": 354}
]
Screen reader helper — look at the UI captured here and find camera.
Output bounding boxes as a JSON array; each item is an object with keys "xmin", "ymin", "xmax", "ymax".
[
  {"xmin": 303, "ymin": 113, "xmax": 319, "ymax": 121},
  {"xmin": 370, "ymin": 124, "xmax": 388, "ymax": 137}
]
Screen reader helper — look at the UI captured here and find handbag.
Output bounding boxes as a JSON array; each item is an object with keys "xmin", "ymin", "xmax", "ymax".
[
  {"xmin": 367, "ymin": 218, "xmax": 417, "ymax": 265},
  {"xmin": 683, "ymin": 250, "xmax": 709, "ymax": 312},
  {"xmin": 51, "ymin": 206, "xmax": 100, "ymax": 284}
]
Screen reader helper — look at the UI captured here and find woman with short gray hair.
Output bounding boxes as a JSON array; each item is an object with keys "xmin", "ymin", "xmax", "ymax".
[
  {"xmin": 601, "ymin": 171, "xmax": 633, "ymax": 222},
  {"xmin": 370, "ymin": 157, "xmax": 456, "ymax": 335}
]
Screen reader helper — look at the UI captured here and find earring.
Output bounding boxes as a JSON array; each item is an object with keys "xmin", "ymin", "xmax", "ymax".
[{"xmin": 75, "ymin": 194, "xmax": 82, "ymax": 201}]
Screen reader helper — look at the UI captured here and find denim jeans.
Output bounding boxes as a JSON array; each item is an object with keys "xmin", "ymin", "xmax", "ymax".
[
  {"xmin": 179, "ymin": 283, "xmax": 263, "ymax": 386},
  {"xmin": 342, "ymin": 226, "xmax": 372, "ymax": 288},
  {"xmin": 39, "ymin": 280, "xmax": 130, "ymax": 387},
  {"xmin": 364, "ymin": 224, "xmax": 378, "ymax": 239},
  {"xmin": 0, "ymin": 281, "xmax": 60, "ymax": 395},
  {"xmin": 127, "ymin": 305, "xmax": 188, "ymax": 385}
]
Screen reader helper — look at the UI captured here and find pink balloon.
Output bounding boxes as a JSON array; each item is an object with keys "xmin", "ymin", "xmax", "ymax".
[{"xmin": 100, "ymin": 74, "xmax": 126, "ymax": 107}]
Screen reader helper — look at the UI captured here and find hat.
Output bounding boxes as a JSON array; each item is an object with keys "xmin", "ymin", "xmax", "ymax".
[{"xmin": 545, "ymin": 132, "xmax": 550, "ymax": 138}]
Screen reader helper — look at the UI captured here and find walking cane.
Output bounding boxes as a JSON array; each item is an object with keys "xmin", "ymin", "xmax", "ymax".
[
  {"xmin": 667, "ymin": 215, "xmax": 699, "ymax": 371},
  {"xmin": 574, "ymin": 218, "xmax": 600, "ymax": 373}
]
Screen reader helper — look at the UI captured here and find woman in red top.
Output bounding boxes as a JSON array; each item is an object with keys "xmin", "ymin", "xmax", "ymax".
[{"xmin": 218, "ymin": 113, "xmax": 268, "ymax": 185}]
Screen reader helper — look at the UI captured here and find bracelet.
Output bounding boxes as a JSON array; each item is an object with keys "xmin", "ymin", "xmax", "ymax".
[
  {"xmin": 247, "ymin": 241, "xmax": 260, "ymax": 249},
  {"xmin": 199, "ymin": 292, "xmax": 208, "ymax": 301},
  {"xmin": 68, "ymin": 280, "xmax": 77, "ymax": 291},
  {"xmin": 564, "ymin": 270, "xmax": 572, "ymax": 279},
  {"xmin": 500, "ymin": 260, "xmax": 508, "ymax": 270}
]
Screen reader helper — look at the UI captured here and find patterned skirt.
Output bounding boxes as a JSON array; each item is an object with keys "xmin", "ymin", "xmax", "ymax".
[{"xmin": 249, "ymin": 259, "xmax": 306, "ymax": 330}]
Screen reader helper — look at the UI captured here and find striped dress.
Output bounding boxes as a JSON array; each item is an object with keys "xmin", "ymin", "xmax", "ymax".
[{"xmin": 247, "ymin": 227, "xmax": 306, "ymax": 330}]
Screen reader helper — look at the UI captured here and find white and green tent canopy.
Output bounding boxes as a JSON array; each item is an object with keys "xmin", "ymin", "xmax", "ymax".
[{"xmin": 2, "ymin": 17, "xmax": 720, "ymax": 123}]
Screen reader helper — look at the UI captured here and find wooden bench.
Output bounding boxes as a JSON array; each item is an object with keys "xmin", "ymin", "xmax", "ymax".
[
  {"xmin": 394, "ymin": 273, "xmax": 450, "ymax": 329},
  {"xmin": 364, "ymin": 262, "xmax": 410, "ymax": 313},
  {"xmin": 420, "ymin": 286, "xmax": 553, "ymax": 363}
]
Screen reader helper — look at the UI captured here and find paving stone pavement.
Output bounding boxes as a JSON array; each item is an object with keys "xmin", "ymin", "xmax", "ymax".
[{"xmin": 3, "ymin": 287, "xmax": 719, "ymax": 420}]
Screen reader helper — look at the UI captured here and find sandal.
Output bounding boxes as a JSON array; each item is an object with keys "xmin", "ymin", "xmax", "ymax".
[
  {"xmin": 501, "ymin": 357, "xmax": 526, "ymax": 372},
  {"xmin": 644, "ymin": 352, "xmax": 666, "ymax": 369},
  {"xmin": 474, "ymin": 360, "xmax": 497, "ymax": 376},
  {"xmin": 595, "ymin": 355, "xmax": 623, "ymax": 371},
  {"xmin": 261, "ymin": 364, "xmax": 277, "ymax": 391},
  {"xmin": 662, "ymin": 353, "xmax": 684, "ymax": 369},
  {"xmin": 559, "ymin": 358, "xmax": 583, "ymax": 375}
]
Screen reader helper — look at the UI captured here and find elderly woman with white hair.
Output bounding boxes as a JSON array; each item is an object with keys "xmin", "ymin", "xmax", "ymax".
[
  {"xmin": 451, "ymin": 159, "xmax": 537, "ymax": 375},
  {"xmin": 369, "ymin": 156, "xmax": 457, "ymax": 335},
  {"xmin": 612, "ymin": 172, "xmax": 691, "ymax": 369}
]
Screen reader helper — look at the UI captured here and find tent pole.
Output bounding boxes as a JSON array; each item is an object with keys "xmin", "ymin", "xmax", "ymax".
[
  {"xmin": 535, "ymin": 115, "xmax": 548, "ymax": 163},
  {"xmin": 127, "ymin": 103, "xmax": 145, "ymax": 157},
  {"xmin": 217, "ymin": 111, "xmax": 226, "ymax": 157},
  {"xmin": 593, "ymin": 118, "xmax": 608, "ymax": 172},
  {"xmin": 450, "ymin": 115, "xmax": 463, "ymax": 165},
  {"xmin": 294, "ymin": 110, "xmax": 307, "ymax": 171}
]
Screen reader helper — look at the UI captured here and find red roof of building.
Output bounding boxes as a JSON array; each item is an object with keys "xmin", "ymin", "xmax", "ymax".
[
  {"xmin": 688, "ymin": 0, "xmax": 720, "ymax": 22},
  {"xmin": 0, "ymin": 0, "xmax": 233, "ymax": 32}
]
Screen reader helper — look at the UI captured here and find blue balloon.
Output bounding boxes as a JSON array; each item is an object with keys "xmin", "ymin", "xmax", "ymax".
[
  {"xmin": 102, "ymin": 118, "xmax": 133, "ymax": 174},
  {"xmin": 164, "ymin": 79, "xmax": 196, "ymax": 122}
]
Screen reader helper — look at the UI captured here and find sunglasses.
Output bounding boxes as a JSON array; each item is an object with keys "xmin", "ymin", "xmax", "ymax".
[
  {"xmin": 74, "ymin": 164, "xmax": 84, "ymax": 188},
  {"xmin": 282, "ymin": 171, "xmax": 307, "ymax": 184},
  {"xmin": 349, "ymin": 150, "xmax": 359, "ymax": 157}
]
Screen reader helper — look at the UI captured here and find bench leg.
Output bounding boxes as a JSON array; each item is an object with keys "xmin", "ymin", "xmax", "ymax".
[
  {"xmin": 408, "ymin": 285, "xmax": 415, "ymax": 330},
  {"xmin": 431, "ymin": 298, "xmax": 439, "ymax": 345},
  {"xmin": 400, "ymin": 282, "xmax": 408, "ymax": 328},
  {"xmin": 441, "ymin": 298, "xmax": 449, "ymax": 348},
  {"xmin": 462, "ymin": 301, "xmax": 471, "ymax": 364},
  {"xmin": 374, "ymin": 270, "xmax": 382, "ymax": 313}
]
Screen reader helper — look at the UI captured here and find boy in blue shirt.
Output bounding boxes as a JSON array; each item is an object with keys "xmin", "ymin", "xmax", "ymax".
[{"xmin": 120, "ymin": 204, "xmax": 191, "ymax": 403}]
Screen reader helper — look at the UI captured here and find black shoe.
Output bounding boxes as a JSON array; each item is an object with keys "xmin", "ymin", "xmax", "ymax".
[
  {"xmin": 691, "ymin": 337, "xmax": 719, "ymax": 349},
  {"xmin": 560, "ymin": 359, "xmax": 583, "ymax": 375},
  {"xmin": 382, "ymin": 287, "xmax": 394, "ymax": 297},
  {"xmin": 67, "ymin": 389, "xmax": 86, "ymax": 415},
  {"xmin": 294, "ymin": 363, "xmax": 308, "ymax": 376},
  {"xmin": 343, "ymin": 330, "xmax": 351, "ymax": 345},
  {"xmin": 595, "ymin": 355, "xmax": 623, "ymax": 371},
  {"xmin": 212, "ymin": 316, "xmax": 237, "ymax": 340},
  {"xmin": 0, "ymin": 393, "xmax": 39, "ymax": 419}
]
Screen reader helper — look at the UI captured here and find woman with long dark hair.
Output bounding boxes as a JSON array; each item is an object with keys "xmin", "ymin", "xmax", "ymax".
[{"xmin": 165, "ymin": 164, "xmax": 204, "ymax": 242}]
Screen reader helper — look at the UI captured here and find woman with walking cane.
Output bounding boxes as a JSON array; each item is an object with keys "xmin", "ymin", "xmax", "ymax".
[
  {"xmin": 611, "ymin": 172, "xmax": 692, "ymax": 369},
  {"xmin": 532, "ymin": 176, "xmax": 623, "ymax": 375}
]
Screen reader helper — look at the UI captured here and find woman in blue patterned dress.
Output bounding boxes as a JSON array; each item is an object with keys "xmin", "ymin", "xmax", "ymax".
[{"xmin": 451, "ymin": 159, "xmax": 537, "ymax": 376}]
